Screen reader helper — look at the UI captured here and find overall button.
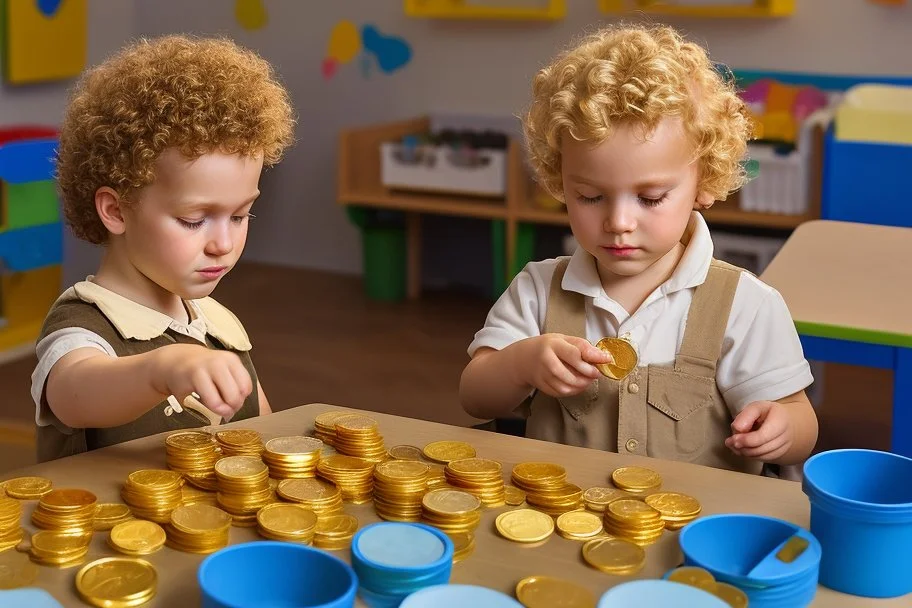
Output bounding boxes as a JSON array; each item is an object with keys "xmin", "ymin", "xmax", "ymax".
[
  {"xmin": 625, "ymin": 439, "xmax": 639, "ymax": 452},
  {"xmin": 628, "ymin": 382, "xmax": 640, "ymax": 394}
]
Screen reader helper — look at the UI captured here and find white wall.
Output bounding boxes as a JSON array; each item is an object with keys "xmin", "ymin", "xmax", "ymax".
[{"xmin": 122, "ymin": 0, "xmax": 912, "ymax": 275}]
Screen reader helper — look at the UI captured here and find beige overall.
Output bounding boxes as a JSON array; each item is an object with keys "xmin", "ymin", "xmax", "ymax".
[{"xmin": 524, "ymin": 258, "xmax": 761, "ymax": 475}]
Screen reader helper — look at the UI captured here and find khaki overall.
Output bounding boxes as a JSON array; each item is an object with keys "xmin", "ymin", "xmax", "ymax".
[{"xmin": 524, "ymin": 258, "xmax": 761, "ymax": 475}]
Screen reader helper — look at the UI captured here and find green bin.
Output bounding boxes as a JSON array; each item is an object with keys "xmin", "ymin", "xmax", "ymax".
[{"xmin": 348, "ymin": 207, "xmax": 406, "ymax": 302}]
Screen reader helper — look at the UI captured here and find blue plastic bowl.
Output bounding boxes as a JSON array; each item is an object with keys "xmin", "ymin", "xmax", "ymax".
[
  {"xmin": 598, "ymin": 580, "xmax": 728, "ymax": 608},
  {"xmin": 351, "ymin": 522, "xmax": 453, "ymax": 597},
  {"xmin": 198, "ymin": 541, "xmax": 357, "ymax": 608},
  {"xmin": 803, "ymin": 449, "xmax": 912, "ymax": 598}
]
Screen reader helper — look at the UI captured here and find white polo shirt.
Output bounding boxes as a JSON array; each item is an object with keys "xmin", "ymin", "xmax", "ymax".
[{"xmin": 468, "ymin": 212, "xmax": 813, "ymax": 415}]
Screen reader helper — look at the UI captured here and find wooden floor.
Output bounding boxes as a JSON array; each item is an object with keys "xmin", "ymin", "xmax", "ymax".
[{"xmin": 0, "ymin": 262, "xmax": 894, "ymax": 474}]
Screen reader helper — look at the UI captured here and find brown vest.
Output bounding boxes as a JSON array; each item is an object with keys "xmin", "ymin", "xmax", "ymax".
[
  {"xmin": 525, "ymin": 258, "xmax": 762, "ymax": 475},
  {"xmin": 35, "ymin": 299, "xmax": 260, "ymax": 462}
]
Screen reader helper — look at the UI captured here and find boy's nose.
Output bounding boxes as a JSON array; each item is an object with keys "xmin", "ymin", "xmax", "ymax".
[{"xmin": 603, "ymin": 200, "xmax": 636, "ymax": 233}]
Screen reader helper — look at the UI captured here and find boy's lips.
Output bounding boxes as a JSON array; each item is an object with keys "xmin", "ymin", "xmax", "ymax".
[
  {"xmin": 601, "ymin": 245, "xmax": 639, "ymax": 257},
  {"xmin": 198, "ymin": 266, "xmax": 227, "ymax": 279}
]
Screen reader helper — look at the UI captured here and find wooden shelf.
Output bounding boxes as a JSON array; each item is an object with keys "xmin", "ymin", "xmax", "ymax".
[
  {"xmin": 339, "ymin": 187, "xmax": 508, "ymax": 220},
  {"xmin": 599, "ymin": 0, "xmax": 794, "ymax": 17},
  {"xmin": 700, "ymin": 205, "xmax": 813, "ymax": 229},
  {"xmin": 405, "ymin": 0, "xmax": 566, "ymax": 20}
]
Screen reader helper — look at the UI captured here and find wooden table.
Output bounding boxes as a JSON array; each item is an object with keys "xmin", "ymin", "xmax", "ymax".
[
  {"xmin": 2, "ymin": 403, "xmax": 904, "ymax": 607},
  {"xmin": 761, "ymin": 219, "xmax": 912, "ymax": 457}
]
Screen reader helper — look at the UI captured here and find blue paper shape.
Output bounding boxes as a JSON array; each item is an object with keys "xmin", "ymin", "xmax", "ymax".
[
  {"xmin": 361, "ymin": 25, "xmax": 412, "ymax": 74},
  {"xmin": 35, "ymin": 0, "xmax": 63, "ymax": 17}
]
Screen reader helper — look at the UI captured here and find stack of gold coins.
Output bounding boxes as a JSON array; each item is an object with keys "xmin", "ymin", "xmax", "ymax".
[
  {"xmin": 313, "ymin": 411, "xmax": 349, "ymax": 446},
  {"xmin": 611, "ymin": 466, "xmax": 662, "ymax": 495},
  {"xmin": 181, "ymin": 485, "xmax": 218, "ymax": 507},
  {"xmin": 4, "ymin": 476, "xmax": 52, "ymax": 500},
  {"xmin": 448, "ymin": 531, "xmax": 475, "ymax": 563},
  {"xmin": 92, "ymin": 504, "xmax": 133, "ymax": 531},
  {"xmin": 645, "ymin": 492, "xmax": 702, "ymax": 530},
  {"xmin": 276, "ymin": 478, "xmax": 344, "ymax": 516},
  {"xmin": 165, "ymin": 430, "xmax": 220, "ymax": 491},
  {"xmin": 29, "ymin": 530, "xmax": 92, "ymax": 568},
  {"xmin": 31, "ymin": 489, "xmax": 97, "ymax": 533},
  {"xmin": 332, "ymin": 414, "xmax": 387, "ymax": 462},
  {"xmin": 107, "ymin": 520, "xmax": 166, "ymax": 556},
  {"xmin": 387, "ymin": 445, "xmax": 423, "ymax": 461},
  {"xmin": 75, "ymin": 557, "xmax": 157, "ymax": 607},
  {"xmin": 372, "ymin": 460, "xmax": 430, "ymax": 522},
  {"xmin": 422, "ymin": 440, "xmax": 476, "ymax": 465},
  {"xmin": 444, "ymin": 458, "xmax": 506, "ymax": 508},
  {"xmin": 215, "ymin": 429, "xmax": 264, "ymax": 457},
  {"xmin": 316, "ymin": 455, "xmax": 375, "ymax": 504},
  {"xmin": 166, "ymin": 504, "xmax": 231, "ymax": 554},
  {"xmin": 426, "ymin": 466, "xmax": 447, "ymax": 489},
  {"xmin": 421, "ymin": 488, "xmax": 482, "ymax": 534},
  {"xmin": 525, "ymin": 482, "xmax": 584, "ymax": 516},
  {"xmin": 261, "ymin": 436, "xmax": 323, "ymax": 479},
  {"xmin": 495, "ymin": 508, "xmax": 555, "ymax": 545},
  {"xmin": 603, "ymin": 498, "xmax": 665, "ymax": 546},
  {"xmin": 510, "ymin": 462, "xmax": 566, "ymax": 494},
  {"xmin": 0, "ymin": 496, "xmax": 23, "ymax": 551},
  {"xmin": 556, "ymin": 510, "xmax": 604, "ymax": 541},
  {"xmin": 121, "ymin": 470, "xmax": 183, "ymax": 524},
  {"xmin": 256, "ymin": 503, "xmax": 318, "ymax": 544},
  {"xmin": 312, "ymin": 513, "xmax": 358, "ymax": 550},
  {"xmin": 581, "ymin": 536, "xmax": 646, "ymax": 575},
  {"xmin": 214, "ymin": 456, "xmax": 272, "ymax": 526},
  {"xmin": 583, "ymin": 487, "xmax": 630, "ymax": 513}
]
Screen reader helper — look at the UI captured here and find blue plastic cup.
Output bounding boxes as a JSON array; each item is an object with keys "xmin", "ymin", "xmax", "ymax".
[
  {"xmin": 198, "ymin": 541, "xmax": 358, "ymax": 608},
  {"xmin": 803, "ymin": 449, "xmax": 912, "ymax": 598}
]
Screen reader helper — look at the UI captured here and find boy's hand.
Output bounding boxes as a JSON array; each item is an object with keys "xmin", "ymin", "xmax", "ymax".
[
  {"xmin": 152, "ymin": 344, "xmax": 253, "ymax": 420},
  {"xmin": 519, "ymin": 334, "xmax": 613, "ymax": 398},
  {"xmin": 725, "ymin": 401, "xmax": 793, "ymax": 462}
]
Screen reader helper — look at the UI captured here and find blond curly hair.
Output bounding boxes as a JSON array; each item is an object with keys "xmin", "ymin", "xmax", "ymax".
[
  {"xmin": 57, "ymin": 35, "xmax": 296, "ymax": 244},
  {"xmin": 523, "ymin": 24, "xmax": 750, "ymax": 202}
]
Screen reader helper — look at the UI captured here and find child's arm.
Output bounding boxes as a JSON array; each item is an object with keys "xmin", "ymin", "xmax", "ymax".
[
  {"xmin": 257, "ymin": 379, "xmax": 272, "ymax": 415},
  {"xmin": 46, "ymin": 343, "xmax": 252, "ymax": 429},
  {"xmin": 459, "ymin": 335, "xmax": 611, "ymax": 420},
  {"xmin": 725, "ymin": 390, "xmax": 819, "ymax": 466}
]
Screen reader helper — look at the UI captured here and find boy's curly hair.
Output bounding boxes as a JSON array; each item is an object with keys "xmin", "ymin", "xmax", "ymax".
[
  {"xmin": 57, "ymin": 35, "xmax": 296, "ymax": 244},
  {"xmin": 523, "ymin": 24, "xmax": 750, "ymax": 202}
]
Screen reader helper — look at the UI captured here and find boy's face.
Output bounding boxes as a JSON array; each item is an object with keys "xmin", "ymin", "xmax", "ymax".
[
  {"xmin": 561, "ymin": 117, "xmax": 705, "ymax": 281},
  {"xmin": 121, "ymin": 148, "xmax": 264, "ymax": 300}
]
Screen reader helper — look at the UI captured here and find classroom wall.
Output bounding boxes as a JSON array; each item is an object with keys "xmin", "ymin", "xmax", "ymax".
[{"xmin": 129, "ymin": 1, "xmax": 912, "ymax": 277}]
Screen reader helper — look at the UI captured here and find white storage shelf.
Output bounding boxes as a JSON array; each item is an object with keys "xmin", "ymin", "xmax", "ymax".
[{"xmin": 380, "ymin": 142, "xmax": 507, "ymax": 198}]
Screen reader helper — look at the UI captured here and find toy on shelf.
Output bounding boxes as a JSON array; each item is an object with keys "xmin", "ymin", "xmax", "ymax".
[
  {"xmin": 599, "ymin": 0, "xmax": 794, "ymax": 17},
  {"xmin": 381, "ymin": 128, "xmax": 510, "ymax": 197},
  {"xmin": 404, "ymin": 0, "xmax": 566, "ymax": 20},
  {"xmin": 835, "ymin": 84, "xmax": 912, "ymax": 146},
  {"xmin": 0, "ymin": 128, "xmax": 62, "ymax": 359}
]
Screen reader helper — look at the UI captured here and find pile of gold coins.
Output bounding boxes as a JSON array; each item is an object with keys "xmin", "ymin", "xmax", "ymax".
[
  {"xmin": 29, "ymin": 530, "xmax": 93, "ymax": 568},
  {"xmin": 261, "ymin": 436, "xmax": 323, "ymax": 479},
  {"xmin": 581, "ymin": 536, "xmax": 647, "ymax": 575},
  {"xmin": 121, "ymin": 470, "xmax": 183, "ymax": 524},
  {"xmin": 645, "ymin": 492, "xmax": 702, "ymax": 530},
  {"xmin": 256, "ymin": 502, "xmax": 318, "ymax": 544},
  {"xmin": 166, "ymin": 504, "xmax": 231, "ymax": 554},
  {"xmin": 312, "ymin": 513, "xmax": 358, "ymax": 550},
  {"xmin": 181, "ymin": 485, "xmax": 218, "ymax": 508},
  {"xmin": 316, "ymin": 455, "xmax": 375, "ymax": 504},
  {"xmin": 372, "ymin": 460, "xmax": 430, "ymax": 522},
  {"xmin": 214, "ymin": 456, "xmax": 272, "ymax": 526},
  {"xmin": 32, "ymin": 488, "xmax": 97, "ymax": 533},
  {"xmin": 603, "ymin": 499, "xmax": 666, "ymax": 546},
  {"xmin": 313, "ymin": 411, "xmax": 348, "ymax": 445},
  {"xmin": 0, "ymin": 496, "xmax": 23, "ymax": 551},
  {"xmin": 555, "ymin": 510, "xmax": 604, "ymax": 542},
  {"xmin": 444, "ymin": 458, "xmax": 506, "ymax": 508},
  {"xmin": 75, "ymin": 556, "xmax": 158, "ymax": 607},
  {"xmin": 165, "ymin": 430, "xmax": 220, "ymax": 490},
  {"xmin": 332, "ymin": 414, "xmax": 387, "ymax": 462},
  {"xmin": 511, "ymin": 463, "xmax": 582, "ymax": 516},
  {"xmin": 611, "ymin": 466, "xmax": 662, "ymax": 495},
  {"xmin": 92, "ymin": 503, "xmax": 133, "ymax": 531},
  {"xmin": 107, "ymin": 520, "xmax": 166, "ymax": 556},
  {"xmin": 276, "ymin": 478, "xmax": 344, "ymax": 516},
  {"xmin": 216, "ymin": 429, "xmax": 264, "ymax": 457},
  {"xmin": 421, "ymin": 488, "xmax": 482, "ymax": 534}
]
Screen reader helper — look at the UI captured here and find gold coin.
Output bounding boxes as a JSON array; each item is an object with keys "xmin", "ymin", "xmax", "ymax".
[
  {"xmin": 109, "ymin": 520, "xmax": 166, "ymax": 555},
  {"xmin": 447, "ymin": 458, "xmax": 502, "ymax": 475},
  {"xmin": 668, "ymin": 566, "xmax": 717, "ymax": 592},
  {"xmin": 515, "ymin": 575, "xmax": 596, "ymax": 608},
  {"xmin": 333, "ymin": 414, "xmax": 379, "ymax": 431},
  {"xmin": 0, "ymin": 550, "xmax": 39, "ymax": 589},
  {"xmin": 319, "ymin": 454, "xmax": 375, "ymax": 472},
  {"xmin": 257, "ymin": 503, "xmax": 318, "ymax": 535},
  {"xmin": 126, "ymin": 470, "xmax": 182, "ymax": 489},
  {"xmin": 594, "ymin": 337, "xmax": 638, "ymax": 380},
  {"xmin": 215, "ymin": 429, "xmax": 261, "ymax": 446},
  {"xmin": 388, "ymin": 445, "xmax": 424, "ymax": 461},
  {"xmin": 422, "ymin": 489, "xmax": 481, "ymax": 515},
  {"xmin": 314, "ymin": 514, "xmax": 358, "ymax": 537},
  {"xmin": 423, "ymin": 441, "xmax": 476, "ymax": 464},
  {"xmin": 581, "ymin": 537, "xmax": 646, "ymax": 574},
  {"xmin": 375, "ymin": 460, "xmax": 430, "ymax": 480},
  {"xmin": 511, "ymin": 462, "xmax": 566, "ymax": 484},
  {"xmin": 610, "ymin": 467, "xmax": 661, "ymax": 492},
  {"xmin": 214, "ymin": 456, "xmax": 268, "ymax": 478},
  {"xmin": 556, "ymin": 511, "xmax": 603, "ymax": 539},
  {"xmin": 264, "ymin": 436, "xmax": 323, "ymax": 454},
  {"xmin": 495, "ymin": 509, "xmax": 554, "ymax": 543},
  {"xmin": 277, "ymin": 478, "xmax": 340, "ymax": 502},
  {"xmin": 40, "ymin": 488, "xmax": 97, "ymax": 508},
  {"xmin": 170, "ymin": 504, "xmax": 232, "ymax": 533},
  {"xmin": 504, "ymin": 486, "xmax": 526, "ymax": 506},
  {"xmin": 644, "ymin": 492, "xmax": 701, "ymax": 518},
  {"xmin": 582, "ymin": 487, "xmax": 630, "ymax": 511},
  {"xmin": 76, "ymin": 557, "xmax": 156, "ymax": 607},
  {"xmin": 713, "ymin": 582, "xmax": 749, "ymax": 608},
  {"xmin": 165, "ymin": 430, "xmax": 214, "ymax": 450},
  {"xmin": 3, "ymin": 476, "xmax": 52, "ymax": 500}
]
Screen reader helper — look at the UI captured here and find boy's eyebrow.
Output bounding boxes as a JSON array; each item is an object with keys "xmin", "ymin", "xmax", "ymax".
[
  {"xmin": 177, "ymin": 192, "xmax": 260, "ymax": 212},
  {"xmin": 566, "ymin": 174, "xmax": 679, "ymax": 189}
]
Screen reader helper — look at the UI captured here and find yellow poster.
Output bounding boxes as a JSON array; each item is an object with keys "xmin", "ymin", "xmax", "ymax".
[{"xmin": 5, "ymin": 0, "xmax": 87, "ymax": 84}]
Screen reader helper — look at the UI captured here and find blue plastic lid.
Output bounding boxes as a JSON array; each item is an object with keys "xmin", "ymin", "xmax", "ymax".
[
  {"xmin": 0, "ymin": 589, "xmax": 65, "ymax": 608},
  {"xmin": 352, "ymin": 523, "xmax": 453, "ymax": 576},
  {"xmin": 598, "ymin": 580, "xmax": 728, "ymax": 608},
  {"xmin": 400, "ymin": 585, "xmax": 523, "ymax": 607}
]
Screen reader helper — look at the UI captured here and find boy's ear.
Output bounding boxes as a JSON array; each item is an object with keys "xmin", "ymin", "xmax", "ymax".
[
  {"xmin": 694, "ymin": 191, "xmax": 715, "ymax": 210},
  {"xmin": 95, "ymin": 187, "xmax": 127, "ymax": 235}
]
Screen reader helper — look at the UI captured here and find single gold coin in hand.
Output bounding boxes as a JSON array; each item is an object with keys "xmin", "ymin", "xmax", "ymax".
[
  {"xmin": 556, "ymin": 510, "xmax": 603, "ymax": 540},
  {"xmin": 75, "ymin": 557, "xmax": 156, "ymax": 607},
  {"xmin": 594, "ymin": 337, "xmax": 638, "ymax": 380},
  {"xmin": 422, "ymin": 441, "xmax": 476, "ymax": 464},
  {"xmin": 668, "ymin": 566, "xmax": 718, "ymax": 592},
  {"xmin": 581, "ymin": 537, "xmax": 646, "ymax": 575},
  {"xmin": 495, "ymin": 509, "xmax": 554, "ymax": 543},
  {"xmin": 515, "ymin": 575, "xmax": 596, "ymax": 608}
]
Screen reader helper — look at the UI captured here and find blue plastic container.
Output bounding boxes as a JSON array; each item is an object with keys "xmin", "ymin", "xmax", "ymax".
[
  {"xmin": 351, "ymin": 522, "xmax": 454, "ymax": 607},
  {"xmin": 803, "ymin": 449, "xmax": 912, "ymax": 598},
  {"xmin": 598, "ymin": 580, "xmax": 728, "ymax": 608},
  {"xmin": 400, "ymin": 585, "xmax": 523, "ymax": 607},
  {"xmin": 198, "ymin": 541, "xmax": 357, "ymax": 608},
  {"xmin": 677, "ymin": 514, "xmax": 820, "ymax": 608}
]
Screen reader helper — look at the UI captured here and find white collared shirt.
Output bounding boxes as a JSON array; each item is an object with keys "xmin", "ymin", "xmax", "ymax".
[
  {"xmin": 468, "ymin": 212, "xmax": 813, "ymax": 415},
  {"xmin": 31, "ymin": 278, "xmax": 252, "ymax": 430}
]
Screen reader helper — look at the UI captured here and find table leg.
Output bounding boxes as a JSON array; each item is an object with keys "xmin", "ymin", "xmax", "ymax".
[
  {"xmin": 892, "ymin": 347, "xmax": 912, "ymax": 458},
  {"xmin": 406, "ymin": 213, "xmax": 421, "ymax": 300}
]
